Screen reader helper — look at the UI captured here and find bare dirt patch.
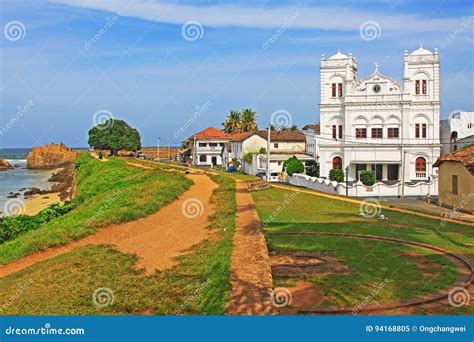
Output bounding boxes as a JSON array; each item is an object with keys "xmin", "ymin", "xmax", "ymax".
[{"xmin": 270, "ymin": 251, "xmax": 355, "ymax": 277}]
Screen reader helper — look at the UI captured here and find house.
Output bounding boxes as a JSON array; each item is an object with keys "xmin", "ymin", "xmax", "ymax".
[
  {"xmin": 182, "ymin": 127, "xmax": 230, "ymax": 166},
  {"xmin": 317, "ymin": 47, "xmax": 441, "ymax": 187},
  {"xmin": 230, "ymin": 130, "xmax": 311, "ymax": 181},
  {"xmin": 433, "ymin": 146, "xmax": 474, "ymax": 214},
  {"xmin": 302, "ymin": 124, "xmax": 320, "ymax": 159},
  {"xmin": 440, "ymin": 111, "xmax": 474, "ymax": 155}
]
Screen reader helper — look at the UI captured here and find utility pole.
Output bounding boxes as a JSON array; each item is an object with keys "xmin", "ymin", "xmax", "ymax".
[
  {"xmin": 157, "ymin": 137, "xmax": 161, "ymax": 162},
  {"xmin": 168, "ymin": 142, "xmax": 171, "ymax": 161},
  {"xmin": 266, "ymin": 125, "xmax": 271, "ymax": 182}
]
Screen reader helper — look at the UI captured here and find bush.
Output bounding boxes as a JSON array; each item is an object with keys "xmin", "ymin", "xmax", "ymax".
[
  {"xmin": 329, "ymin": 169, "xmax": 344, "ymax": 182},
  {"xmin": 0, "ymin": 202, "xmax": 74, "ymax": 243},
  {"xmin": 231, "ymin": 158, "xmax": 240, "ymax": 169},
  {"xmin": 305, "ymin": 160, "xmax": 319, "ymax": 177},
  {"xmin": 284, "ymin": 156, "xmax": 304, "ymax": 176},
  {"xmin": 258, "ymin": 147, "xmax": 266, "ymax": 154},
  {"xmin": 360, "ymin": 170, "xmax": 376, "ymax": 186},
  {"xmin": 243, "ymin": 152, "xmax": 253, "ymax": 164}
]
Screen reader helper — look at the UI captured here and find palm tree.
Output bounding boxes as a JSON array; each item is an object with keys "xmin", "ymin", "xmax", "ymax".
[
  {"xmin": 240, "ymin": 108, "xmax": 258, "ymax": 132},
  {"xmin": 222, "ymin": 110, "xmax": 242, "ymax": 133}
]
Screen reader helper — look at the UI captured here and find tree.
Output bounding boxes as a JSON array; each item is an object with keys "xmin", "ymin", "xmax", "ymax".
[
  {"xmin": 284, "ymin": 156, "xmax": 304, "ymax": 176},
  {"xmin": 360, "ymin": 170, "xmax": 376, "ymax": 186},
  {"xmin": 305, "ymin": 160, "xmax": 319, "ymax": 177},
  {"xmin": 240, "ymin": 108, "xmax": 258, "ymax": 132},
  {"xmin": 88, "ymin": 119, "xmax": 141, "ymax": 156},
  {"xmin": 243, "ymin": 152, "xmax": 253, "ymax": 164},
  {"xmin": 258, "ymin": 147, "xmax": 267, "ymax": 154},
  {"xmin": 222, "ymin": 110, "xmax": 242, "ymax": 134},
  {"xmin": 329, "ymin": 169, "xmax": 344, "ymax": 182},
  {"xmin": 281, "ymin": 124, "xmax": 299, "ymax": 132}
]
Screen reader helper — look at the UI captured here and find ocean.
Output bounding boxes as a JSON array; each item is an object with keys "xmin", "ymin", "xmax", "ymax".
[{"xmin": 0, "ymin": 148, "xmax": 57, "ymax": 216}]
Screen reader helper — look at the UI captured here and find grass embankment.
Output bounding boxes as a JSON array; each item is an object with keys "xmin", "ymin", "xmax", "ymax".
[
  {"xmin": 0, "ymin": 153, "xmax": 192, "ymax": 265},
  {"xmin": 251, "ymin": 187, "xmax": 474, "ymax": 313},
  {"xmin": 0, "ymin": 173, "xmax": 236, "ymax": 315}
]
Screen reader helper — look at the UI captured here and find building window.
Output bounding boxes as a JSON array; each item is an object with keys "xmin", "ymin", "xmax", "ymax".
[
  {"xmin": 199, "ymin": 143, "xmax": 207, "ymax": 147},
  {"xmin": 355, "ymin": 128, "xmax": 367, "ymax": 138},
  {"xmin": 422, "ymin": 80, "xmax": 427, "ymax": 94},
  {"xmin": 387, "ymin": 127, "xmax": 399, "ymax": 138},
  {"xmin": 338, "ymin": 83, "xmax": 343, "ymax": 97},
  {"xmin": 452, "ymin": 175, "xmax": 458, "ymax": 195},
  {"xmin": 415, "ymin": 157, "xmax": 426, "ymax": 172},
  {"xmin": 415, "ymin": 124, "xmax": 420, "ymax": 138},
  {"xmin": 209, "ymin": 143, "xmax": 217, "ymax": 147},
  {"xmin": 331, "ymin": 83, "xmax": 336, "ymax": 97},
  {"xmin": 199, "ymin": 154, "xmax": 207, "ymax": 163},
  {"xmin": 422, "ymin": 123, "xmax": 427, "ymax": 138},
  {"xmin": 331, "ymin": 83, "xmax": 343, "ymax": 97},
  {"xmin": 415, "ymin": 80, "xmax": 420, "ymax": 94},
  {"xmin": 332, "ymin": 156, "xmax": 342, "ymax": 170},
  {"xmin": 372, "ymin": 128, "xmax": 383, "ymax": 138},
  {"xmin": 338, "ymin": 125, "xmax": 343, "ymax": 139},
  {"xmin": 332, "ymin": 125, "xmax": 337, "ymax": 139},
  {"xmin": 274, "ymin": 143, "xmax": 279, "ymax": 148}
]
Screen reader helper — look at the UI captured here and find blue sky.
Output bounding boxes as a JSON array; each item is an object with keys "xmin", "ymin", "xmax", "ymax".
[{"xmin": 0, "ymin": 0, "xmax": 473, "ymax": 148}]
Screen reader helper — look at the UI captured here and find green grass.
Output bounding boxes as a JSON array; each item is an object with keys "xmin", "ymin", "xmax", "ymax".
[
  {"xmin": 0, "ymin": 154, "xmax": 192, "ymax": 265},
  {"xmin": 0, "ymin": 173, "xmax": 236, "ymax": 315},
  {"xmin": 252, "ymin": 187, "xmax": 474, "ymax": 314}
]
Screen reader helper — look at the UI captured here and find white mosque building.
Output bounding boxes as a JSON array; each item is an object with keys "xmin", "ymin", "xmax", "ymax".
[{"xmin": 316, "ymin": 46, "xmax": 441, "ymax": 185}]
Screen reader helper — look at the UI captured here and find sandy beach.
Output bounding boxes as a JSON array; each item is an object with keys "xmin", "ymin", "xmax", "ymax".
[{"xmin": 23, "ymin": 192, "xmax": 62, "ymax": 215}]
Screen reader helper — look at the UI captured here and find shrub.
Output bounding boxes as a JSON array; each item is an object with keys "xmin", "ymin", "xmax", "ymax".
[
  {"xmin": 258, "ymin": 147, "xmax": 267, "ymax": 154},
  {"xmin": 0, "ymin": 202, "xmax": 74, "ymax": 243},
  {"xmin": 360, "ymin": 170, "xmax": 376, "ymax": 186},
  {"xmin": 243, "ymin": 152, "xmax": 253, "ymax": 164},
  {"xmin": 329, "ymin": 169, "xmax": 344, "ymax": 182},
  {"xmin": 305, "ymin": 160, "xmax": 319, "ymax": 177},
  {"xmin": 284, "ymin": 156, "xmax": 304, "ymax": 176},
  {"xmin": 231, "ymin": 158, "xmax": 240, "ymax": 169}
]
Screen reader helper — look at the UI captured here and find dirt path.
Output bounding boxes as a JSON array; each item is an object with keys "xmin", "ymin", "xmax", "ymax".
[
  {"xmin": 0, "ymin": 172, "xmax": 217, "ymax": 278},
  {"xmin": 226, "ymin": 180, "xmax": 278, "ymax": 315},
  {"xmin": 273, "ymin": 184, "xmax": 474, "ymax": 227}
]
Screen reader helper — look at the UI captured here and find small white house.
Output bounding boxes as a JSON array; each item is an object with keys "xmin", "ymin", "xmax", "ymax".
[
  {"xmin": 302, "ymin": 124, "xmax": 320, "ymax": 159},
  {"xmin": 182, "ymin": 127, "xmax": 230, "ymax": 167},
  {"xmin": 440, "ymin": 111, "xmax": 474, "ymax": 155}
]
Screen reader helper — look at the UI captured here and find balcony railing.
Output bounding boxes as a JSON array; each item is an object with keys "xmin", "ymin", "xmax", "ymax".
[{"xmin": 415, "ymin": 172, "xmax": 427, "ymax": 179}]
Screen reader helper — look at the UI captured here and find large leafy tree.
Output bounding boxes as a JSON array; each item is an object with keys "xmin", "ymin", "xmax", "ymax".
[
  {"xmin": 240, "ymin": 108, "xmax": 258, "ymax": 132},
  {"xmin": 88, "ymin": 119, "xmax": 141, "ymax": 156},
  {"xmin": 222, "ymin": 110, "xmax": 242, "ymax": 134}
]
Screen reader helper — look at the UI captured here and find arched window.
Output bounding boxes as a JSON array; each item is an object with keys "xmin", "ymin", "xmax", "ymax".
[
  {"xmin": 332, "ymin": 156, "xmax": 342, "ymax": 170},
  {"xmin": 199, "ymin": 154, "xmax": 207, "ymax": 163},
  {"xmin": 415, "ymin": 157, "xmax": 426, "ymax": 172}
]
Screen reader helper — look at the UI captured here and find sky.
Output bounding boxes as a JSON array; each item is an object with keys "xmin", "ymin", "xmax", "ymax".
[{"xmin": 0, "ymin": 0, "xmax": 473, "ymax": 148}]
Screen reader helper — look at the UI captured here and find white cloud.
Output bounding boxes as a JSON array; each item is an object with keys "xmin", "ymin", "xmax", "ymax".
[{"xmin": 49, "ymin": 0, "xmax": 463, "ymax": 33}]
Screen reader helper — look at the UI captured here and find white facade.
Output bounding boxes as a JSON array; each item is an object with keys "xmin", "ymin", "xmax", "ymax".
[
  {"xmin": 192, "ymin": 140, "xmax": 227, "ymax": 166},
  {"xmin": 440, "ymin": 111, "xmax": 474, "ymax": 155},
  {"xmin": 318, "ymin": 47, "xmax": 441, "ymax": 184},
  {"xmin": 253, "ymin": 153, "xmax": 314, "ymax": 182}
]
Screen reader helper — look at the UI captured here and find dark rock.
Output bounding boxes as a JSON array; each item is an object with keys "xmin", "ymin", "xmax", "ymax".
[
  {"xmin": 7, "ymin": 194, "xmax": 18, "ymax": 198},
  {"xmin": 13, "ymin": 163, "xmax": 21, "ymax": 168}
]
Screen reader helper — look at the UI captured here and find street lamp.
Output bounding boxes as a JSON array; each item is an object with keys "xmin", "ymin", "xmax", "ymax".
[{"xmin": 345, "ymin": 166, "xmax": 349, "ymax": 197}]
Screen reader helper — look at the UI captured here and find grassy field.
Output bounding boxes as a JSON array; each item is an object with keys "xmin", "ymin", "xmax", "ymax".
[
  {"xmin": 252, "ymin": 187, "xmax": 474, "ymax": 313},
  {"xmin": 0, "ymin": 173, "xmax": 236, "ymax": 315},
  {"xmin": 0, "ymin": 154, "xmax": 192, "ymax": 265}
]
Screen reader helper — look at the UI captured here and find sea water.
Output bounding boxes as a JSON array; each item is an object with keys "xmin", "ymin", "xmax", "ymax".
[{"xmin": 0, "ymin": 148, "xmax": 56, "ymax": 216}]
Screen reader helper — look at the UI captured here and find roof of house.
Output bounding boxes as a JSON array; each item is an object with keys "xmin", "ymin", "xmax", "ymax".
[
  {"xmin": 186, "ymin": 127, "xmax": 229, "ymax": 141},
  {"xmin": 229, "ymin": 131, "xmax": 257, "ymax": 142},
  {"xmin": 302, "ymin": 124, "xmax": 320, "ymax": 133},
  {"xmin": 257, "ymin": 130, "xmax": 305, "ymax": 142},
  {"xmin": 433, "ymin": 146, "xmax": 474, "ymax": 175}
]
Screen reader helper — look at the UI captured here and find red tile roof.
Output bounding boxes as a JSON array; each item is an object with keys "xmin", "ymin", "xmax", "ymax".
[
  {"xmin": 302, "ymin": 124, "xmax": 320, "ymax": 133},
  {"xmin": 256, "ymin": 130, "xmax": 305, "ymax": 142},
  {"xmin": 434, "ymin": 146, "xmax": 474, "ymax": 175},
  {"xmin": 187, "ymin": 127, "xmax": 229, "ymax": 141}
]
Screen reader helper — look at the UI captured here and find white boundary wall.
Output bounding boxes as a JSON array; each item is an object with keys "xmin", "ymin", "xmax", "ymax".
[{"xmin": 287, "ymin": 173, "xmax": 438, "ymax": 198}]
